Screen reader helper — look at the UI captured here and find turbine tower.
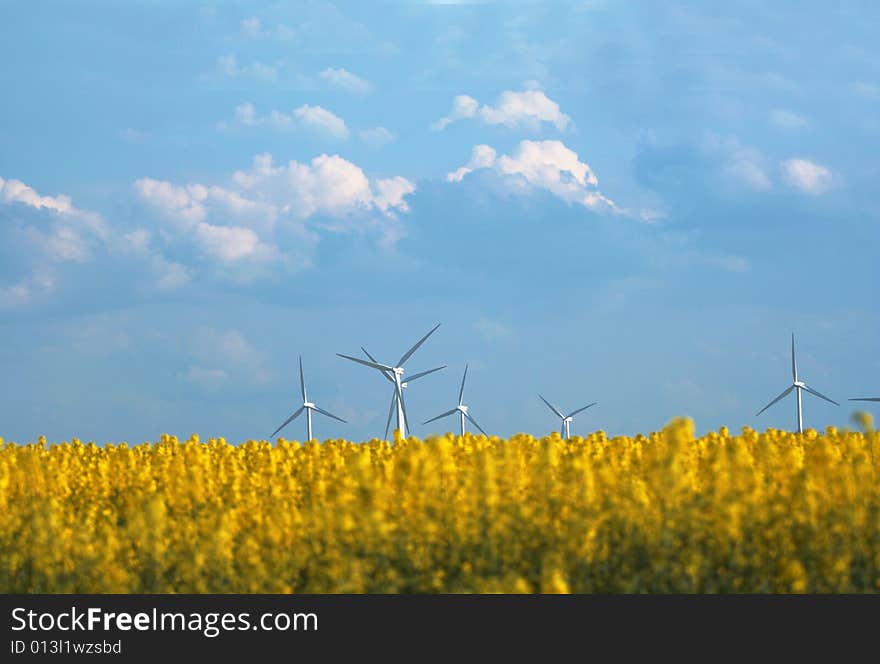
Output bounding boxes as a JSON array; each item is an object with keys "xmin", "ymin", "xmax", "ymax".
[
  {"xmin": 756, "ymin": 333, "xmax": 839, "ymax": 433},
  {"xmin": 337, "ymin": 323, "xmax": 442, "ymax": 439},
  {"xmin": 539, "ymin": 394, "xmax": 597, "ymax": 438},
  {"xmin": 423, "ymin": 364, "xmax": 488, "ymax": 436},
  {"xmin": 270, "ymin": 356, "xmax": 347, "ymax": 441}
]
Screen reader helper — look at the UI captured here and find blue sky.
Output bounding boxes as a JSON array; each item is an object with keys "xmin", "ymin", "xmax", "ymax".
[{"xmin": 1, "ymin": 1, "xmax": 878, "ymax": 444}]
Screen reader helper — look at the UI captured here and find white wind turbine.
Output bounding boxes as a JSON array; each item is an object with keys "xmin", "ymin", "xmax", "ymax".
[
  {"xmin": 539, "ymin": 394, "xmax": 597, "ymax": 438},
  {"xmin": 337, "ymin": 323, "xmax": 442, "ymax": 439},
  {"xmin": 360, "ymin": 347, "xmax": 446, "ymax": 439},
  {"xmin": 756, "ymin": 333, "xmax": 839, "ymax": 433},
  {"xmin": 270, "ymin": 356, "xmax": 347, "ymax": 441},
  {"xmin": 423, "ymin": 364, "xmax": 488, "ymax": 436}
]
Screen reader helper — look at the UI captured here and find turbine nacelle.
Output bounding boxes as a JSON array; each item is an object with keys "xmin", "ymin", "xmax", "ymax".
[
  {"xmin": 338, "ymin": 323, "xmax": 443, "ymax": 440},
  {"xmin": 423, "ymin": 364, "xmax": 487, "ymax": 436},
  {"xmin": 756, "ymin": 334, "xmax": 838, "ymax": 433},
  {"xmin": 270, "ymin": 356, "xmax": 347, "ymax": 441},
  {"xmin": 538, "ymin": 393, "xmax": 597, "ymax": 438}
]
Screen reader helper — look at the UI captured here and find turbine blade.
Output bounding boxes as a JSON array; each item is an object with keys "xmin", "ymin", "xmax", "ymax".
[
  {"xmin": 363, "ymin": 347, "xmax": 394, "ymax": 383},
  {"xmin": 567, "ymin": 402, "xmax": 597, "ymax": 418},
  {"xmin": 791, "ymin": 333, "xmax": 798, "ymax": 382},
  {"xmin": 538, "ymin": 394, "xmax": 565, "ymax": 419},
  {"xmin": 464, "ymin": 412, "xmax": 488, "ymax": 436},
  {"xmin": 384, "ymin": 390, "xmax": 397, "ymax": 439},
  {"xmin": 756, "ymin": 386, "xmax": 794, "ymax": 417},
  {"xmin": 458, "ymin": 364, "xmax": 469, "ymax": 406},
  {"xmin": 406, "ymin": 365, "xmax": 446, "ymax": 382},
  {"xmin": 801, "ymin": 384, "xmax": 840, "ymax": 407},
  {"xmin": 299, "ymin": 356, "xmax": 307, "ymax": 402},
  {"xmin": 423, "ymin": 408, "xmax": 458, "ymax": 425},
  {"xmin": 270, "ymin": 406, "xmax": 305, "ymax": 438},
  {"xmin": 397, "ymin": 322, "xmax": 441, "ymax": 367},
  {"xmin": 850, "ymin": 397, "xmax": 880, "ymax": 402},
  {"xmin": 337, "ymin": 353, "xmax": 394, "ymax": 372},
  {"xmin": 312, "ymin": 405, "xmax": 347, "ymax": 423}
]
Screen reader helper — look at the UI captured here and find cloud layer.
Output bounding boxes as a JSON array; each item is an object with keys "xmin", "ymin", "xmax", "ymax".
[
  {"xmin": 0, "ymin": 177, "xmax": 108, "ymax": 306},
  {"xmin": 319, "ymin": 67, "xmax": 370, "ymax": 94},
  {"xmin": 135, "ymin": 152, "xmax": 416, "ymax": 276},
  {"xmin": 228, "ymin": 103, "xmax": 350, "ymax": 138},
  {"xmin": 432, "ymin": 90, "xmax": 570, "ymax": 131},
  {"xmin": 446, "ymin": 140, "xmax": 617, "ymax": 212},
  {"xmin": 781, "ymin": 158, "xmax": 833, "ymax": 194}
]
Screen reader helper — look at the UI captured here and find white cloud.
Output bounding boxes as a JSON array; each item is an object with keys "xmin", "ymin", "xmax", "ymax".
[
  {"xmin": 359, "ymin": 126, "xmax": 395, "ymax": 147},
  {"xmin": 123, "ymin": 228, "xmax": 191, "ymax": 290},
  {"xmin": 134, "ymin": 179, "xmax": 280, "ymax": 266},
  {"xmin": 446, "ymin": 144, "xmax": 497, "ymax": 182},
  {"xmin": 447, "ymin": 140, "xmax": 618, "ymax": 212},
  {"xmin": 194, "ymin": 223, "xmax": 260, "ymax": 261},
  {"xmin": 0, "ymin": 175, "xmax": 74, "ymax": 214},
  {"xmin": 152, "ymin": 257, "xmax": 190, "ymax": 290},
  {"xmin": 781, "ymin": 158, "xmax": 832, "ymax": 194},
  {"xmin": 638, "ymin": 208, "xmax": 666, "ymax": 223},
  {"xmin": 431, "ymin": 95, "xmax": 479, "ymax": 131},
  {"xmin": 241, "ymin": 17, "xmax": 264, "ymax": 37},
  {"xmin": 770, "ymin": 109, "xmax": 808, "ymax": 130},
  {"xmin": 1, "ymin": 177, "xmax": 195, "ymax": 305},
  {"xmin": 217, "ymin": 54, "xmax": 238, "ymax": 76},
  {"xmin": 215, "ymin": 54, "xmax": 277, "ymax": 82},
  {"xmin": 482, "ymin": 90, "xmax": 570, "ymax": 130},
  {"xmin": 234, "ymin": 102, "xmax": 258, "ymax": 126},
  {"xmin": 0, "ymin": 270, "xmax": 54, "ymax": 308},
  {"xmin": 0, "ymin": 177, "xmax": 108, "ymax": 253},
  {"xmin": 432, "ymin": 90, "xmax": 570, "ymax": 131},
  {"xmin": 293, "ymin": 105, "xmax": 350, "ymax": 138},
  {"xmin": 195, "ymin": 222, "xmax": 278, "ymax": 263},
  {"xmin": 227, "ymin": 103, "xmax": 349, "ymax": 138},
  {"xmin": 133, "ymin": 178, "xmax": 208, "ymax": 228},
  {"xmin": 0, "ymin": 176, "xmax": 111, "ymax": 306},
  {"xmin": 374, "ymin": 177, "xmax": 416, "ymax": 214},
  {"xmin": 134, "ymin": 152, "xmax": 415, "ymax": 276},
  {"xmin": 319, "ymin": 67, "xmax": 370, "ymax": 94}
]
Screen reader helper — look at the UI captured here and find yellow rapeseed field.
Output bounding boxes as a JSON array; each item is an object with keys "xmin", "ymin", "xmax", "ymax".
[{"xmin": 1, "ymin": 417, "xmax": 878, "ymax": 593}]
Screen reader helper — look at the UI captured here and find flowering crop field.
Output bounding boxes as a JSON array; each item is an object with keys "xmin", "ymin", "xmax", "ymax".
[{"xmin": 1, "ymin": 418, "xmax": 879, "ymax": 593}]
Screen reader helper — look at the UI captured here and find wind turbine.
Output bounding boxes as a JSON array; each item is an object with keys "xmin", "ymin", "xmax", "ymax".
[
  {"xmin": 337, "ymin": 323, "xmax": 442, "ymax": 439},
  {"xmin": 850, "ymin": 396, "xmax": 880, "ymax": 403},
  {"xmin": 423, "ymin": 364, "xmax": 488, "ymax": 436},
  {"xmin": 538, "ymin": 394, "xmax": 597, "ymax": 438},
  {"xmin": 270, "ymin": 356, "xmax": 347, "ymax": 441},
  {"xmin": 361, "ymin": 347, "xmax": 446, "ymax": 439},
  {"xmin": 755, "ymin": 333, "xmax": 839, "ymax": 433}
]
